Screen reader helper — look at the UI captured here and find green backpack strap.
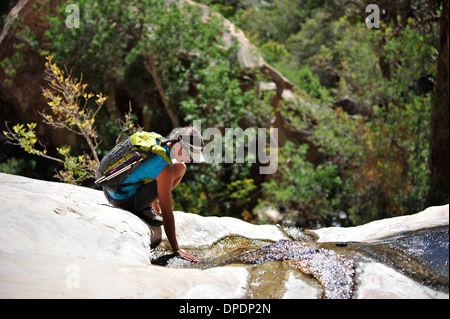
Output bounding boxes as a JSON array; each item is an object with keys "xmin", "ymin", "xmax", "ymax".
[{"xmin": 130, "ymin": 132, "xmax": 172, "ymax": 166}]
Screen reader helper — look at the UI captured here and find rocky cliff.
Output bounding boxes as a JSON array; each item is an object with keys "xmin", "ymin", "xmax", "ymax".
[{"xmin": 0, "ymin": 173, "xmax": 448, "ymax": 299}]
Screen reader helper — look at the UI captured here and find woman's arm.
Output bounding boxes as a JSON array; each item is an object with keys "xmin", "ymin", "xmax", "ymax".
[{"xmin": 156, "ymin": 165, "xmax": 199, "ymax": 262}]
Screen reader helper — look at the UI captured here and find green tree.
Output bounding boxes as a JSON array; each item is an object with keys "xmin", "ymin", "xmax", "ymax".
[
  {"xmin": 42, "ymin": 0, "xmax": 264, "ymax": 218},
  {"xmin": 254, "ymin": 1, "xmax": 440, "ymax": 225},
  {"xmin": 45, "ymin": 0, "xmax": 241, "ymax": 129}
]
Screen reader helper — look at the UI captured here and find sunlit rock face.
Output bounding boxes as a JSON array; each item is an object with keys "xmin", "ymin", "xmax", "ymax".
[{"xmin": 0, "ymin": 173, "xmax": 448, "ymax": 299}]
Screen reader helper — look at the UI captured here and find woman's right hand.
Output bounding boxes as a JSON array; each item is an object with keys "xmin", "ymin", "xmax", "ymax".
[{"xmin": 176, "ymin": 248, "xmax": 199, "ymax": 262}]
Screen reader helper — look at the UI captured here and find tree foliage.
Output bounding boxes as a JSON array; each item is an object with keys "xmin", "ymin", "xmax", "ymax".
[
  {"xmin": 4, "ymin": 56, "xmax": 107, "ymax": 183},
  {"xmin": 1, "ymin": 0, "xmax": 446, "ymax": 226},
  {"xmin": 43, "ymin": 0, "xmax": 261, "ymax": 218},
  {"xmin": 228, "ymin": 0, "xmax": 443, "ymax": 225}
]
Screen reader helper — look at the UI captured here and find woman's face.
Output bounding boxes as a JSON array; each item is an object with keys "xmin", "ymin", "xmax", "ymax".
[{"xmin": 171, "ymin": 143, "xmax": 191, "ymax": 163}]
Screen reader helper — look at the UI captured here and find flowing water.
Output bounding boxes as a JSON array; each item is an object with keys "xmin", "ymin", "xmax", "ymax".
[{"xmin": 151, "ymin": 226, "xmax": 449, "ymax": 298}]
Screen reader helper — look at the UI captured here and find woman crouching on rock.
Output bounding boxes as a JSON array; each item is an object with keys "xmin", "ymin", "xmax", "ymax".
[{"xmin": 103, "ymin": 127, "xmax": 205, "ymax": 262}]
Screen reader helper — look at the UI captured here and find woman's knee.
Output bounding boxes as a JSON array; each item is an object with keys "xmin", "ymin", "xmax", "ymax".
[
  {"xmin": 172, "ymin": 162, "xmax": 186, "ymax": 188},
  {"xmin": 173, "ymin": 162, "xmax": 186, "ymax": 178}
]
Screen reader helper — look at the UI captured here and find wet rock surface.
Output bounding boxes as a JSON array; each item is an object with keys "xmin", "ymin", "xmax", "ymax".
[
  {"xmin": 154, "ymin": 225, "xmax": 448, "ymax": 299},
  {"xmin": 225, "ymin": 241, "xmax": 355, "ymax": 299},
  {"xmin": 348, "ymin": 226, "xmax": 449, "ymax": 293},
  {"xmin": 1, "ymin": 173, "xmax": 448, "ymax": 298}
]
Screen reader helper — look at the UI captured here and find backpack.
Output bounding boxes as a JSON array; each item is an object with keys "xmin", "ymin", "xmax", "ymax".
[{"xmin": 95, "ymin": 131, "xmax": 172, "ymax": 193}]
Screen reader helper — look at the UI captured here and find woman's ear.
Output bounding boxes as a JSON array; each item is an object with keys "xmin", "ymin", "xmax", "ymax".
[{"xmin": 177, "ymin": 145, "xmax": 183, "ymax": 156}]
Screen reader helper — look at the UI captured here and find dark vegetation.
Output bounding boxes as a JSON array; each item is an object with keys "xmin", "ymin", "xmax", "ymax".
[{"xmin": 1, "ymin": 0, "xmax": 448, "ymax": 228}]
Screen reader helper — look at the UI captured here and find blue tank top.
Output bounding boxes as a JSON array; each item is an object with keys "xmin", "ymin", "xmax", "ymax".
[{"xmin": 105, "ymin": 140, "xmax": 172, "ymax": 200}]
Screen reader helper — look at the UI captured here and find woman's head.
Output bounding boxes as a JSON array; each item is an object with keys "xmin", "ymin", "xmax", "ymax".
[{"xmin": 169, "ymin": 127, "xmax": 205, "ymax": 163}]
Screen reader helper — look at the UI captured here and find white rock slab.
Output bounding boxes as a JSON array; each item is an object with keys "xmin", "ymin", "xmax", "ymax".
[
  {"xmin": 0, "ymin": 251, "xmax": 248, "ymax": 298},
  {"xmin": 1, "ymin": 173, "xmax": 448, "ymax": 299},
  {"xmin": 168, "ymin": 211, "xmax": 288, "ymax": 248},
  {"xmin": 0, "ymin": 173, "xmax": 249, "ymax": 298},
  {"xmin": 312, "ymin": 204, "xmax": 449, "ymax": 243},
  {"xmin": 355, "ymin": 262, "xmax": 448, "ymax": 299}
]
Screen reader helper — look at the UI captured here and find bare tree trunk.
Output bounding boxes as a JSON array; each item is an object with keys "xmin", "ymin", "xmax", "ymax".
[
  {"xmin": 144, "ymin": 54, "xmax": 180, "ymax": 129},
  {"xmin": 428, "ymin": 0, "xmax": 449, "ymax": 205}
]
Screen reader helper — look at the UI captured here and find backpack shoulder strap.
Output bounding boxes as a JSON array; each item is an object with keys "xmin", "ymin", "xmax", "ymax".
[{"xmin": 130, "ymin": 131, "xmax": 172, "ymax": 166}]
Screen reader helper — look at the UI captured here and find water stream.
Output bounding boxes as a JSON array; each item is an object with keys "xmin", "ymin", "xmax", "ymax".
[{"xmin": 151, "ymin": 226, "xmax": 449, "ymax": 298}]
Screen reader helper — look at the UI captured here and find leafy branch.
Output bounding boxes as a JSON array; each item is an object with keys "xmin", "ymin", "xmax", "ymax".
[
  {"xmin": 41, "ymin": 55, "xmax": 105, "ymax": 164},
  {"xmin": 3, "ymin": 56, "xmax": 136, "ymax": 184},
  {"xmin": 3, "ymin": 122, "xmax": 64, "ymax": 164}
]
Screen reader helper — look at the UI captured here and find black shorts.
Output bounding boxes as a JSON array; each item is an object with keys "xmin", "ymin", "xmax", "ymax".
[{"xmin": 103, "ymin": 181, "xmax": 158, "ymax": 214}]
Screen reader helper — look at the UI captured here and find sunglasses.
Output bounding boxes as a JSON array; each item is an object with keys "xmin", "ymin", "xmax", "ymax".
[{"xmin": 178, "ymin": 135, "xmax": 205, "ymax": 162}]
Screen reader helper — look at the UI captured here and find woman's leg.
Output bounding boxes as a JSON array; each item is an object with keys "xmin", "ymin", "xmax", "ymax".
[
  {"xmin": 110, "ymin": 181, "xmax": 157, "ymax": 215},
  {"xmin": 122, "ymin": 181, "xmax": 164, "ymax": 227},
  {"xmin": 109, "ymin": 162, "xmax": 187, "ymax": 221}
]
